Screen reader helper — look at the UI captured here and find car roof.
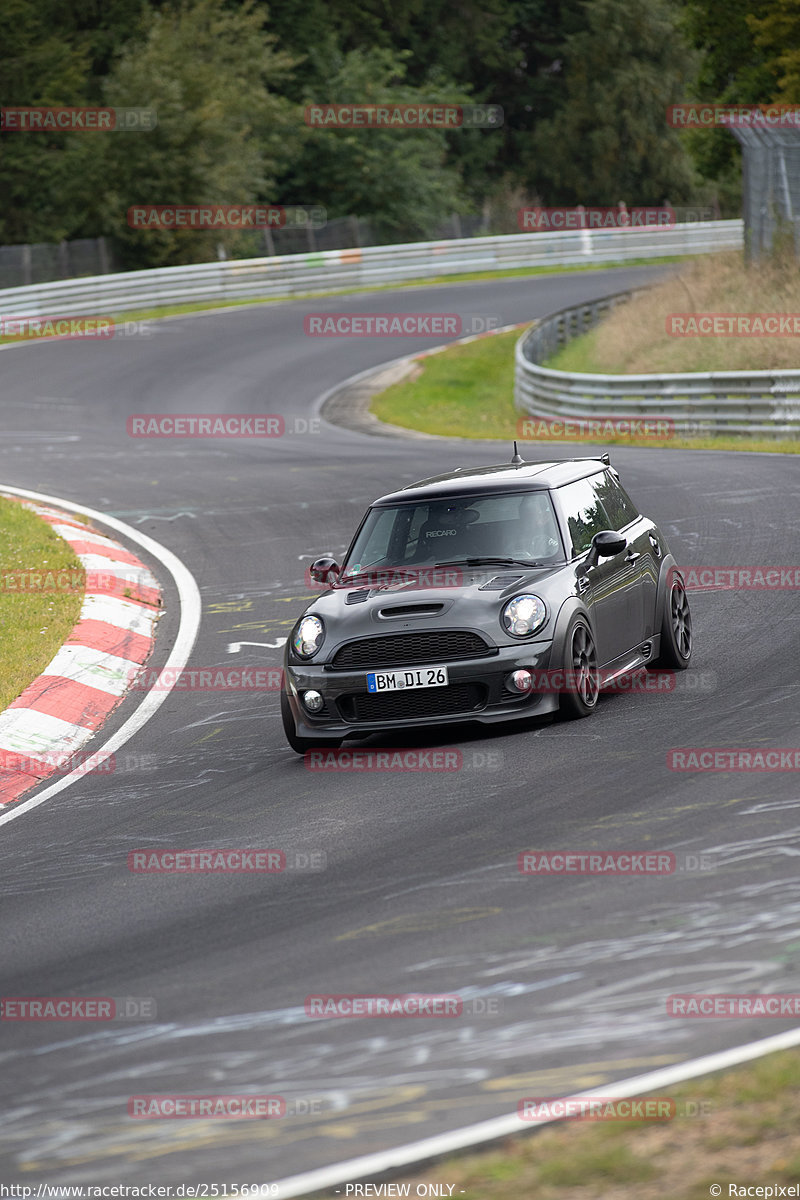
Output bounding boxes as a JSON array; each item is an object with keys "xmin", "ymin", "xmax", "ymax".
[{"xmin": 371, "ymin": 457, "xmax": 611, "ymax": 507}]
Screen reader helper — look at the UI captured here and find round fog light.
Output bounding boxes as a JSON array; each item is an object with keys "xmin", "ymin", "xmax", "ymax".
[
  {"xmin": 303, "ymin": 690, "xmax": 324, "ymax": 713},
  {"xmin": 508, "ymin": 669, "xmax": 533, "ymax": 693}
]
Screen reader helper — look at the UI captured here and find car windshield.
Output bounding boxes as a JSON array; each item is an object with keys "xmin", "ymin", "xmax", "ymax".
[{"xmin": 341, "ymin": 491, "xmax": 564, "ymax": 579}]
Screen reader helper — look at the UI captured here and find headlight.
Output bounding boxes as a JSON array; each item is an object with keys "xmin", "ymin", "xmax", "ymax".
[
  {"xmin": 501, "ymin": 594, "xmax": 546, "ymax": 638},
  {"xmin": 292, "ymin": 615, "xmax": 325, "ymax": 658}
]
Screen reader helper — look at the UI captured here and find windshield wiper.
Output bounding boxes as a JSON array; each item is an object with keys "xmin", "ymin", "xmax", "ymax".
[
  {"xmin": 437, "ymin": 557, "xmax": 547, "ymax": 569},
  {"xmin": 340, "ymin": 563, "xmax": 417, "ymax": 583},
  {"xmin": 343, "ymin": 557, "xmax": 549, "ymax": 581}
]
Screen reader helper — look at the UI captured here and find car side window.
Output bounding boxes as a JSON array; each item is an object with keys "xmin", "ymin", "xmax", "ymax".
[
  {"xmin": 595, "ymin": 471, "xmax": 639, "ymax": 531},
  {"xmin": 557, "ymin": 476, "xmax": 613, "ymax": 557}
]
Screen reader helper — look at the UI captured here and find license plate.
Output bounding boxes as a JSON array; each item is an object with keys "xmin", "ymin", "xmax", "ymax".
[{"xmin": 367, "ymin": 665, "xmax": 449, "ymax": 693}]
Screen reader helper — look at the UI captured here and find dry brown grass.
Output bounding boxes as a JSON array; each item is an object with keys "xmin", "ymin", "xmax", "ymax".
[{"xmin": 556, "ymin": 251, "xmax": 800, "ymax": 374}]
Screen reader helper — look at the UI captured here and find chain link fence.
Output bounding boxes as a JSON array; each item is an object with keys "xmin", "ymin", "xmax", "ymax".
[
  {"xmin": 227, "ymin": 212, "xmax": 489, "ymax": 257},
  {"xmin": 729, "ymin": 126, "xmax": 800, "ymax": 260},
  {"xmin": 0, "ymin": 202, "xmax": 736, "ymax": 287},
  {"xmin": 0, "ymin": 214, "xmax": 492, "ymax": 288},
  {"xmin": 0, "ymin": 238, "xmax": 116, "ymax": 288}
]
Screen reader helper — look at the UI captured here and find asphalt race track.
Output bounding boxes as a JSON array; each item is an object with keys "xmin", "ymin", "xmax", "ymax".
[{"xmin": 1, "ymin": 264, "xmax": 799, "ymax": 1187}]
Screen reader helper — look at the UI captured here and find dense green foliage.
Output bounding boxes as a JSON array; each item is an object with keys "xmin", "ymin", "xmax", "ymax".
[{"xmin": 2, "ymin": 0, "xmax": 796, "ymax": 264}]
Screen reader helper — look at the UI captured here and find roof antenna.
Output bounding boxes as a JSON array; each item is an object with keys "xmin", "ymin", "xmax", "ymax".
[{"xmin": 511, "ymin": 440, "xmax": 524, "ymax": 465}]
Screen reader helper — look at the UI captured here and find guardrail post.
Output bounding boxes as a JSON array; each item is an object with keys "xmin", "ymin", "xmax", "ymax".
[{"xmin": 98, "ymin": 237, "xmax": 110, "ymax": 274}]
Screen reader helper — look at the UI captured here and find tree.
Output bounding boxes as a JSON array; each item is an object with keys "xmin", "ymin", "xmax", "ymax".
[
  {"xmin": 0, "ymin": 0, "xmax": 93, "ymax": 242},
  {"xmin": 263, "ymin": 0, "xmax": 573, "ymax": 218},
  {"xmin": 530, "ymin": 0, "xmax": 698, "ymax": 205},
  {"xmin": 678, "ymin": 0, "xmax": 771, "ymax": 208},
  {"xmin": 94, "ymin": 0, "xmax": 297, "ymax": 267},
  {"xmin": 748, "ymin": 0, "xmax": 800, "ymax": 101},
  {"xmin": 277, "ymin": 47, "xmax": 468, "ymax": 242}
]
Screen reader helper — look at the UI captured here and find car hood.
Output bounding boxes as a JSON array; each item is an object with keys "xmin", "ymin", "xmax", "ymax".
[{"xmin": 296, "ymin": 565, "xmax": 572, "ymax": 652}]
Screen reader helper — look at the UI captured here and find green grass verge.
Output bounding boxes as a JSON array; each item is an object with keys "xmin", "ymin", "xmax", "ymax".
[
  {"xmin": 0, "ymin": 497, "xmax": 85, "ymax": 711},
  {"xmin": 0, "ymin": 254, "xmax": 693, "ymax": 345},
  {"xmin": 370, "ymin": 328, "xmax": 800, "ymax": 453},
  {"xmin": 361, "ymin": 1047, "xmax": 800, "ymax": 1200}
]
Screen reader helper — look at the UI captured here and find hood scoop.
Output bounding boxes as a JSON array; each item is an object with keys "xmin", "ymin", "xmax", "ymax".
[
  {"xmin": 479, "ymin": 573, "xmax": 525, "ymax": 591},
  {"xmin": 345, "ymin": 588, "xmax": 370, "ymax": 604},
  {"xmin": 378, "ymin": 603, "xmax": 445, "ymax": 619}
]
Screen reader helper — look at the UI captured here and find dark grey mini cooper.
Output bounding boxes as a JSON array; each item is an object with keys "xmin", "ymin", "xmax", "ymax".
[{"xmin": 281, "ymin": 452, "xmax": 692, "ymax": 752}]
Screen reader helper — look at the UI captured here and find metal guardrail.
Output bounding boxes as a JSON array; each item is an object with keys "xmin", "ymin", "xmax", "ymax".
[
  {"xmin": 0, "ymin": 220, "xmax": 742, "ymax": 320},
  {"xmin": 515, "ymin": 282, "xmax": 800, "ymax": 437}
]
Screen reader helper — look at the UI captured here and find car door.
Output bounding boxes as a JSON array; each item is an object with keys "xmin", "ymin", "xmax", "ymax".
[
  {"xmin": 593, "ymin": 468, "xmax": 655, "ymax": 640},
  {"xmin": 554, "ymin": 474, "xmax": 645, "ymax": 665}
]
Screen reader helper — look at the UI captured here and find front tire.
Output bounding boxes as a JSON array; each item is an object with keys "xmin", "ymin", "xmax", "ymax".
[
  {"xmin": 559, "ymin": 616, "xmax": 600, "ymax": 720},
  {"xmin": 652, "ymin": 575, "xmax": 693, "ymax": 669},
  {"xmin": 281, "ymin": 691, "xmax": 343, "ymax": 755}
]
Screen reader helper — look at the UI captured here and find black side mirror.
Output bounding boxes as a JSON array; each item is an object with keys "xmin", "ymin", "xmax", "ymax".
[
  {"xmin": 310, "ymin": 556, "xmax": 340, "ymax": 585},
  {"xmin": 582, "ymin": 530, "xmax": 627, "ymax": 570}
]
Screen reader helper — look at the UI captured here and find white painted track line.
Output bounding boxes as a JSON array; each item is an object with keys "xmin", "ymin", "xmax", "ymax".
[{"xmin": 272, "ymin": 1026, "xmax": 800, "ymax": 1198}]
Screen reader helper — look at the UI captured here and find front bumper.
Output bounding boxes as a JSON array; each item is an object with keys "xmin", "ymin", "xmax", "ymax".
[{"xmin": 284, "ymin": 641, "xmax": 557, "ymax": 738}]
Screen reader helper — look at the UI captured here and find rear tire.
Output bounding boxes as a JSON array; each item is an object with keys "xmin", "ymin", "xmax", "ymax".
[
  {"xmin": 559, "ymin": 616, "xmax": 600, "ymax": 720},
  {"xmin": 651, "ymin": 575, "xmax": 693, "ymax": 669},
  {"xmin": 281, "ymin": 690, "xmax": 343, "ymax": 755}
]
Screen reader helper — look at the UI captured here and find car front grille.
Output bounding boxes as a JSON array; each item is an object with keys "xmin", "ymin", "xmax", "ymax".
[
  {"xmin": 330, "ymin": 630, "xmax": 492, "ymax": 670},
  {"xmin": 338, "ymin": 683, "xmax": 487, "ymax": 723}
]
